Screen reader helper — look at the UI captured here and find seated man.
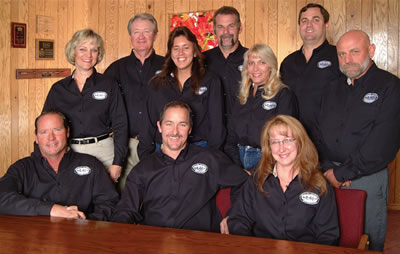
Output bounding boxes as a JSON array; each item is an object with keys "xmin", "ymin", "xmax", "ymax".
[
  {"xmin": 0, "ymin": 111, "xmax": 119, "ymax": 220},
  {"xmin": 111, "ymin": 101, "xmax": 248, "ymax": 232}
]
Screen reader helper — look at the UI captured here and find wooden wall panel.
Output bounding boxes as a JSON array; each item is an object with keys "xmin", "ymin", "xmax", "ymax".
[{"xmin": 1, "ymin": 0, "xmax": 400, "ymax": 209}]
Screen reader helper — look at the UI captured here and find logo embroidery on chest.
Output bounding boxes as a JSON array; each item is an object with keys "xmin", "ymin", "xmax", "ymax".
[
  {"xmin": 197, "ymin": 87, "xmax": 208, "ymax": 95},
  {"xmin": 317, "ymin": 60, "xmax": 332, "ymax": 69},
  {"xmin": 299, "ymin": 192, "xmax": 320, "ymax": 205},
  {"xmin": 74, "ymin": 166, "xmax": 91, "ymax": 176},
  {"xmin": 92, "ymin": 91, "xmax": 108, "ymax": 100},
  {"xmin": 238, "ymin": 65, "xmax": 243, "ymax": 72},
  {"xmin": 262, "ymin": 101, "xmax": 277, "ymax": 110},
  {"xmin": 191, "ymin": 163, "xmax": 208, "ymax": 174},
  {"xmin": 363, "ymin": 93, "xmax": 378, "ymax": 104}
]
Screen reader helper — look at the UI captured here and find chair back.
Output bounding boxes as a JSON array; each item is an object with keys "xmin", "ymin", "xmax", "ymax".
[
  {"xmin": 334, "ymin": 188, "xmax": 367, "ymax": 248},
  {"xmin": 216, "ymin": 187, "xmax": 231, "ymax": 218}
]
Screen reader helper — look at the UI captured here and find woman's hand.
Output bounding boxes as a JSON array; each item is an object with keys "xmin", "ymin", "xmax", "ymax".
[
  {"xmin": 108, "ymin": 165, "xmax": 122, "ymax": 183},
  {"xmin": 220, "ymin": 216, "xmax": 230, "ymax": 234}
]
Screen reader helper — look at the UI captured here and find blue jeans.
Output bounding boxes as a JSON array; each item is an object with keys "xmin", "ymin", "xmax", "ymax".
[
  {"xmin": 342, "ymin": 168, "xmax": 388, "ymax": 251},
  {"xmin": 155, "ymin": 140, "xmax": 208, "ymax": 152},
  {"xmin": 238, "ymin": 145, "xmax": 261, "ymax": 170}
]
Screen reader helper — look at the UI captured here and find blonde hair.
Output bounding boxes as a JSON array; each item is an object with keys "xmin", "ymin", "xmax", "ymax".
[
  {"xmin": 238, "ymin": 43, "xmax": 286, "ymax": 104},
  {"xmin": 254, "ymin": 115, "xmax": 327, "ymax": 195},
  {"xmin": 65, "ymin": 28, "xmax": 104, "ymax": 66}
]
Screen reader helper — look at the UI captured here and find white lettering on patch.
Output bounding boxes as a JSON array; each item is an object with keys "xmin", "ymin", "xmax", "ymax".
[
  {"xmin": 262, "ymin": 101, "xmax": 277, "ymax": 110},
  {"xmin": 74, "ymin": 166, "xmax": 91, "ymax": 176},
  {"xmin": 317, "ymin": 60, "xmax": 332, "ymax": 69},
  {"xmin": 92, "ymin": 91, "xmax": 108, "ymax": 100},
  {"xmin": 363, "ymin": 93, "xmax": 378, "ymax": 104},
  {"xmin": 191, "ymin": 163, "xmax": 208, "ymax": 174},
  {"xmin": 197, "ymin": 87, "xmax": 208, "ymax": 95},
  {"xmin": 299, "ymin": 192, "xmax": 320, "ymax": 205}
]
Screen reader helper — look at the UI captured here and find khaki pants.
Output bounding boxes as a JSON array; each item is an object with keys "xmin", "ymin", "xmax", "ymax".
[{"xmin": 118, "ymin": 138, "xmax": 140, "ymax": 193}]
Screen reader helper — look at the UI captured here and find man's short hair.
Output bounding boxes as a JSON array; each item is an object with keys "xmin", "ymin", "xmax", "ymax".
[
  {"xmin": 213, "ymin": 6, "xmax": 241, "ymax": 31},
  {"xmin": 35, "ymin": 111, "xmax": 69, "ymax": 134},
  {"xmin": 159, "ymin": 101, "xmax": 193, "ymax": 127},
  {"xmin": 298, "ymin": 3, "xmax": 330, "ymax": 24},
  {"xmin": 127, "ymin": 13, "xmax": 158, "ymax": 35}
]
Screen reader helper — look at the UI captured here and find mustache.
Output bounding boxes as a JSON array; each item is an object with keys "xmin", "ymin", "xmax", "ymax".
[{"xmin": 220, "ymin": 34, "xmax": 233, "ymax": 39}]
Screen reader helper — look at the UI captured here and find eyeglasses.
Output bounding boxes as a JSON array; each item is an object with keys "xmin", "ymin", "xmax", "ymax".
[{"xmin": 270, "ymin": 138, "xmax": 296, "ymax": 149}]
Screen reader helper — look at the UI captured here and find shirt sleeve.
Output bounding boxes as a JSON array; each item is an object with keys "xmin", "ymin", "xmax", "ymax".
[
  {"xmin": 334, "ymin": 78, "xmax": 400, "ymax": 181},
  {"xmin": 206, "ymin": 76, "xmax": 226, "ymax": 150},
  {"xmin": 42, "ymin": 85, "xmax": 57, "ymax": 112},
  {"xmin": 310, "ymin": 185, "xmax": 340, "ymax": 245},
  {"xmin": 86, "ymin": 158, "xmax": 120, "ymax": 221},
  {"xmin": 223, "ymin": 117, "xmax": 242, "ymax": 167},
  {"xmin": 137, "ymin": 87, "xmax": 157, "ymax": 160},
  {"xmin": 226, "ymin": 178, "xmax": 256, "ymax": 236},
  {"xmin": 108, "ymin": 80, "xmax": 129, "ymax": 166},
  {"xmin": 0, "ymin": 162, "xmax": 54, "ymax": 216},
  {"xmin": 276, "ymin": 88, "xmax": 299, "ymax": 119},
  {"xmin": 110, "ymin": 162, "xmax": 145, "ymax": 224}
]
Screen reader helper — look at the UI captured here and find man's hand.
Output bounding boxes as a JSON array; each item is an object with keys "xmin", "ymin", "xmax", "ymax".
[
  {"xmin": 50, "ymin": 204, "xmax": 86, "ymax": 219},
  {"xmin": 108, "ymin": 165, "xmax": 122, "ymax": 183},
  {"xmin": 323, "ymin": 169, "xmax": 343, "ymax": 188},
  {"xmin": 220, "ymin": 216, "xmax": 230, "ymax": 234}
]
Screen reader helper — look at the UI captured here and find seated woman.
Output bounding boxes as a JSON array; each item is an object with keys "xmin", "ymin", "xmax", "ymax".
[
  {"xmin": 221, "ymin": 115, "xmax": 339, "ymax": 245},
  {"xmin": 224, "ymin": 43, "xmax": 298, "ymax": 170},
  {"xmin": 138, "ymin": 26, "xmax": 225, "ymax": 157},
  {"xmin": 43, "ymin": 29, "xmax": 128, "ymax": 183}
]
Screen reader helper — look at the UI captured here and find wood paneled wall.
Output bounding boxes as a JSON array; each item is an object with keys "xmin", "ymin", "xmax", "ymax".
[{"xmin": 1, "ymin": 0, "xmax": 399, "ymax": 208}]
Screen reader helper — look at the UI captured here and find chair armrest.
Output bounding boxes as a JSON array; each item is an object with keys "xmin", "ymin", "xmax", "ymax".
[{"xmin": 357, "ymin": 234, "xmax": 369, "ymax": 250}]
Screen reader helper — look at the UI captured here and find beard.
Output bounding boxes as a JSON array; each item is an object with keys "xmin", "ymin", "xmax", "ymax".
[
  {"xmin": 219, "ymin": 34, "xmax": 235, "ymax": 48},
  {"xmin": 340, "ymin": 57, "xmax": 371, "ymax": 79}
]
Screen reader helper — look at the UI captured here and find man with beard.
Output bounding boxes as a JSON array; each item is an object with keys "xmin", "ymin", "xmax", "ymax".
[
  {"xmin": 280, "ymin": 3, "xmax": 341, "ymax": 141},
  {"xmin": 316, "ymin": 30, "xmax": 400, "ymax": 251},
  {"xmin": 111, "ymin": 101, "xmax": 248, "ymax": 232},
  {"xmin": 204, "ymin": 6, "xmax": 248, "ymax": 120}
]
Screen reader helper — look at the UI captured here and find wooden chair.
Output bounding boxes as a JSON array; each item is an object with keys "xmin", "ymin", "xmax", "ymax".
[
  {"xmin": 334, "ymin": 188, "xmax": 369, "ymax": 250},
  {"xmin": 216, "ymin": 187, "xmax": 231, "ymax": 218}
]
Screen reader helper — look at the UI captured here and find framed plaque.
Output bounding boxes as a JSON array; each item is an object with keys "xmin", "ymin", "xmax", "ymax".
[
  {"xmin": 11, "ymin": 22, "xmax": 26, "ymax": 48},
  {"xmin": 35, "ymin": 39, "xmax": 54, "ymax": 60}
]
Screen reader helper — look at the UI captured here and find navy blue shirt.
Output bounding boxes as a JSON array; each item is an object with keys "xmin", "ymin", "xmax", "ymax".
[{"xmin": 316, "ymin": 63, "xmax": 400, "ymax": 181}]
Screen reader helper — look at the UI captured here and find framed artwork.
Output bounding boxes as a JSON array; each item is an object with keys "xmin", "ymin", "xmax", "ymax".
[
  {"xmin": 11, "ymin": 22, "xmax": 26, "ymax": 48},
  {"xmin": 170, "ymin": 10, "xmax": 217, "ymax": 52}
]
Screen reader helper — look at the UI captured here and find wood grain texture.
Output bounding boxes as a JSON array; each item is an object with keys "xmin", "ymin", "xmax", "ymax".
[{"xmin": 0, "ymin": 0, "xmax": 400, "ymax": 209}]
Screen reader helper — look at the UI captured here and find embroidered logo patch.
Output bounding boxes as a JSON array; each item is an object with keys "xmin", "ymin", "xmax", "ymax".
[
  {"xmin": 92, "ymin": 91, "xmax": 108, "ymax": 100},
  {"xmin": 317, "ymin": 60, "xmax": 332, "ymax": 69},
  {"xmin": 238, "ymin": 65, "xmax": 243, "ymax": 72},
  {"xmin": 262, "ymin": 101, "xmax": 277, "ymax": 110},
  {"xmin": 197, "ymin": 86, "xmax": 208, "ymax": 95},
  {"xmin": 363, "ymin": 93, "xmax": 378, "ymax": 103},
  {"xmin": 299, "ymin": 192, "xmax": 320, "ymax": 205},
  {"xmin": 74, "ymin": 166, "xmax": 91, "ymax": 176},
  {"xmin": 191, "ymin": 163, "xmax": 208, "ymax": 174}
]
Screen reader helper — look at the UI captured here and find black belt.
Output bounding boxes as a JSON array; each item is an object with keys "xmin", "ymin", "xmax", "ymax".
[{"xmin": 70, "ymin": 133, "xmax": 110, "ymax": 145}]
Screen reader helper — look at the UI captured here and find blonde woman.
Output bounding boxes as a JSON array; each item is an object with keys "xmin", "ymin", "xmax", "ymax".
[
  {"xmin": 221, "ymin": 115, "xmax": 339, "ymax": 245},
  {"xmin": 224, "ymin": 43, "xmax": 298, "ymax": 170}
]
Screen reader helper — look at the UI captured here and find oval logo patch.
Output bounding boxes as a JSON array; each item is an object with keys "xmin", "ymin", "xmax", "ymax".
[
  {"xmin": 317, "ymin": 60, "xmax": 332, "ymax": 69},
  {"xmin": 299, "ymin": 192, "xmax": 320, "ymax": 205},
  {"xmin": 238, "ymin": 65, "xmax": 243, "ymax": 72},
  {"xmin": 363, "ymin": 93, "xmax": 378, "ymax": 103},
  {"xmin": 92, "ymin": 91, "xmax": 108, "ymax": 100},
  {"xmin": 197, "ymin": 86, "xmax": 208, "ymax": 95},
  {"xmin": 191, "ymin": 163, "xmax": 208, "ymax": 174},
  {"xmin": 74, "ymin": 166, "xmax": 91, "ymax": 176},
  {"xmin": 262, "ymin": 101, "xmax": 277, "ymax": 110}
]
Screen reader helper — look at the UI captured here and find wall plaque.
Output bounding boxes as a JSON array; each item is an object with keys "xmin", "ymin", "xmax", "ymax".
[
  {"xmin": 35, "ymin": 39, "xmax": 54, "ymax": 60},
  {"xmin": 11, "ymin": 22, "xmax": 26, "ymax": 48}
]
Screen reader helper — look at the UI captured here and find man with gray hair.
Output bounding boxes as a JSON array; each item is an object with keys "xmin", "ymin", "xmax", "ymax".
[
  {"xmin": 316, "ymin": 30, "xmax": 400, "ymax": 251},
  {"xmin": 104, "ymin": 13, "xmax": 165, "ymax": 192}
]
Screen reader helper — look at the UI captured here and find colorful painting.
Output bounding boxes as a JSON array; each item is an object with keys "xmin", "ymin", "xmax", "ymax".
[{"xmin": 170, "ymin": 11, "xmax": 217, "ymax": 52}]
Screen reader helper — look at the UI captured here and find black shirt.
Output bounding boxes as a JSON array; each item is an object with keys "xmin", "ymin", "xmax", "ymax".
[
  {"xmin": 280, "ymin": 40, "xmax": 341, "ymax": 140},
  {"xmin": 139, "ymin": 72, "xmax": 226, "ymax": 157},
  {"xmin": 43, "ymin": 69, "xmax": 128, "ymax": 166},
  {"xmin": 224, "ymin": 87, "xmax": 298, "ymax": 166},
  {"xmin": 111, "ymin": 144, "xmax": 248, "ymax": 232},
  {"xmin": 104, "ymin": 50, "xmax": 165, "ymax": 137},
  {"xmin": 227, "ymin": 174, "xmax": 339, "ymax": 245},
  {"xmin": 0, "ymin": 147, "xmax": 119, "ymax": 220},
  {"xmin": 316, "ymin": 63, "xmax": 400, "ymax": 182},
  {"xmin": 204, "ymin": 44, "xmax": 248, "ymax": 117}
]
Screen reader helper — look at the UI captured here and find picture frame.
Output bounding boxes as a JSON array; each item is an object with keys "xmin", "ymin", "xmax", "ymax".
[
  {"xmin": 11, "ymin": 22, "xmax": 26, "ymax": 48},
  {"xmin": 35, "ymin": 39, "xmax": 54, "ymax": 60}
]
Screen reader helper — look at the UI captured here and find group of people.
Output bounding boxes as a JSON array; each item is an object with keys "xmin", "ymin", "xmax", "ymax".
[{"xmin": 0, "ymin": 3, "xmax": 399, "ymax": 252}]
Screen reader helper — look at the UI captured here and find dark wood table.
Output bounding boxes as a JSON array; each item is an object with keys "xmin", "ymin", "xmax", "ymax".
[{"xmin": 0, "ymin": 215, "xmax": 380, "ymax": 253}]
